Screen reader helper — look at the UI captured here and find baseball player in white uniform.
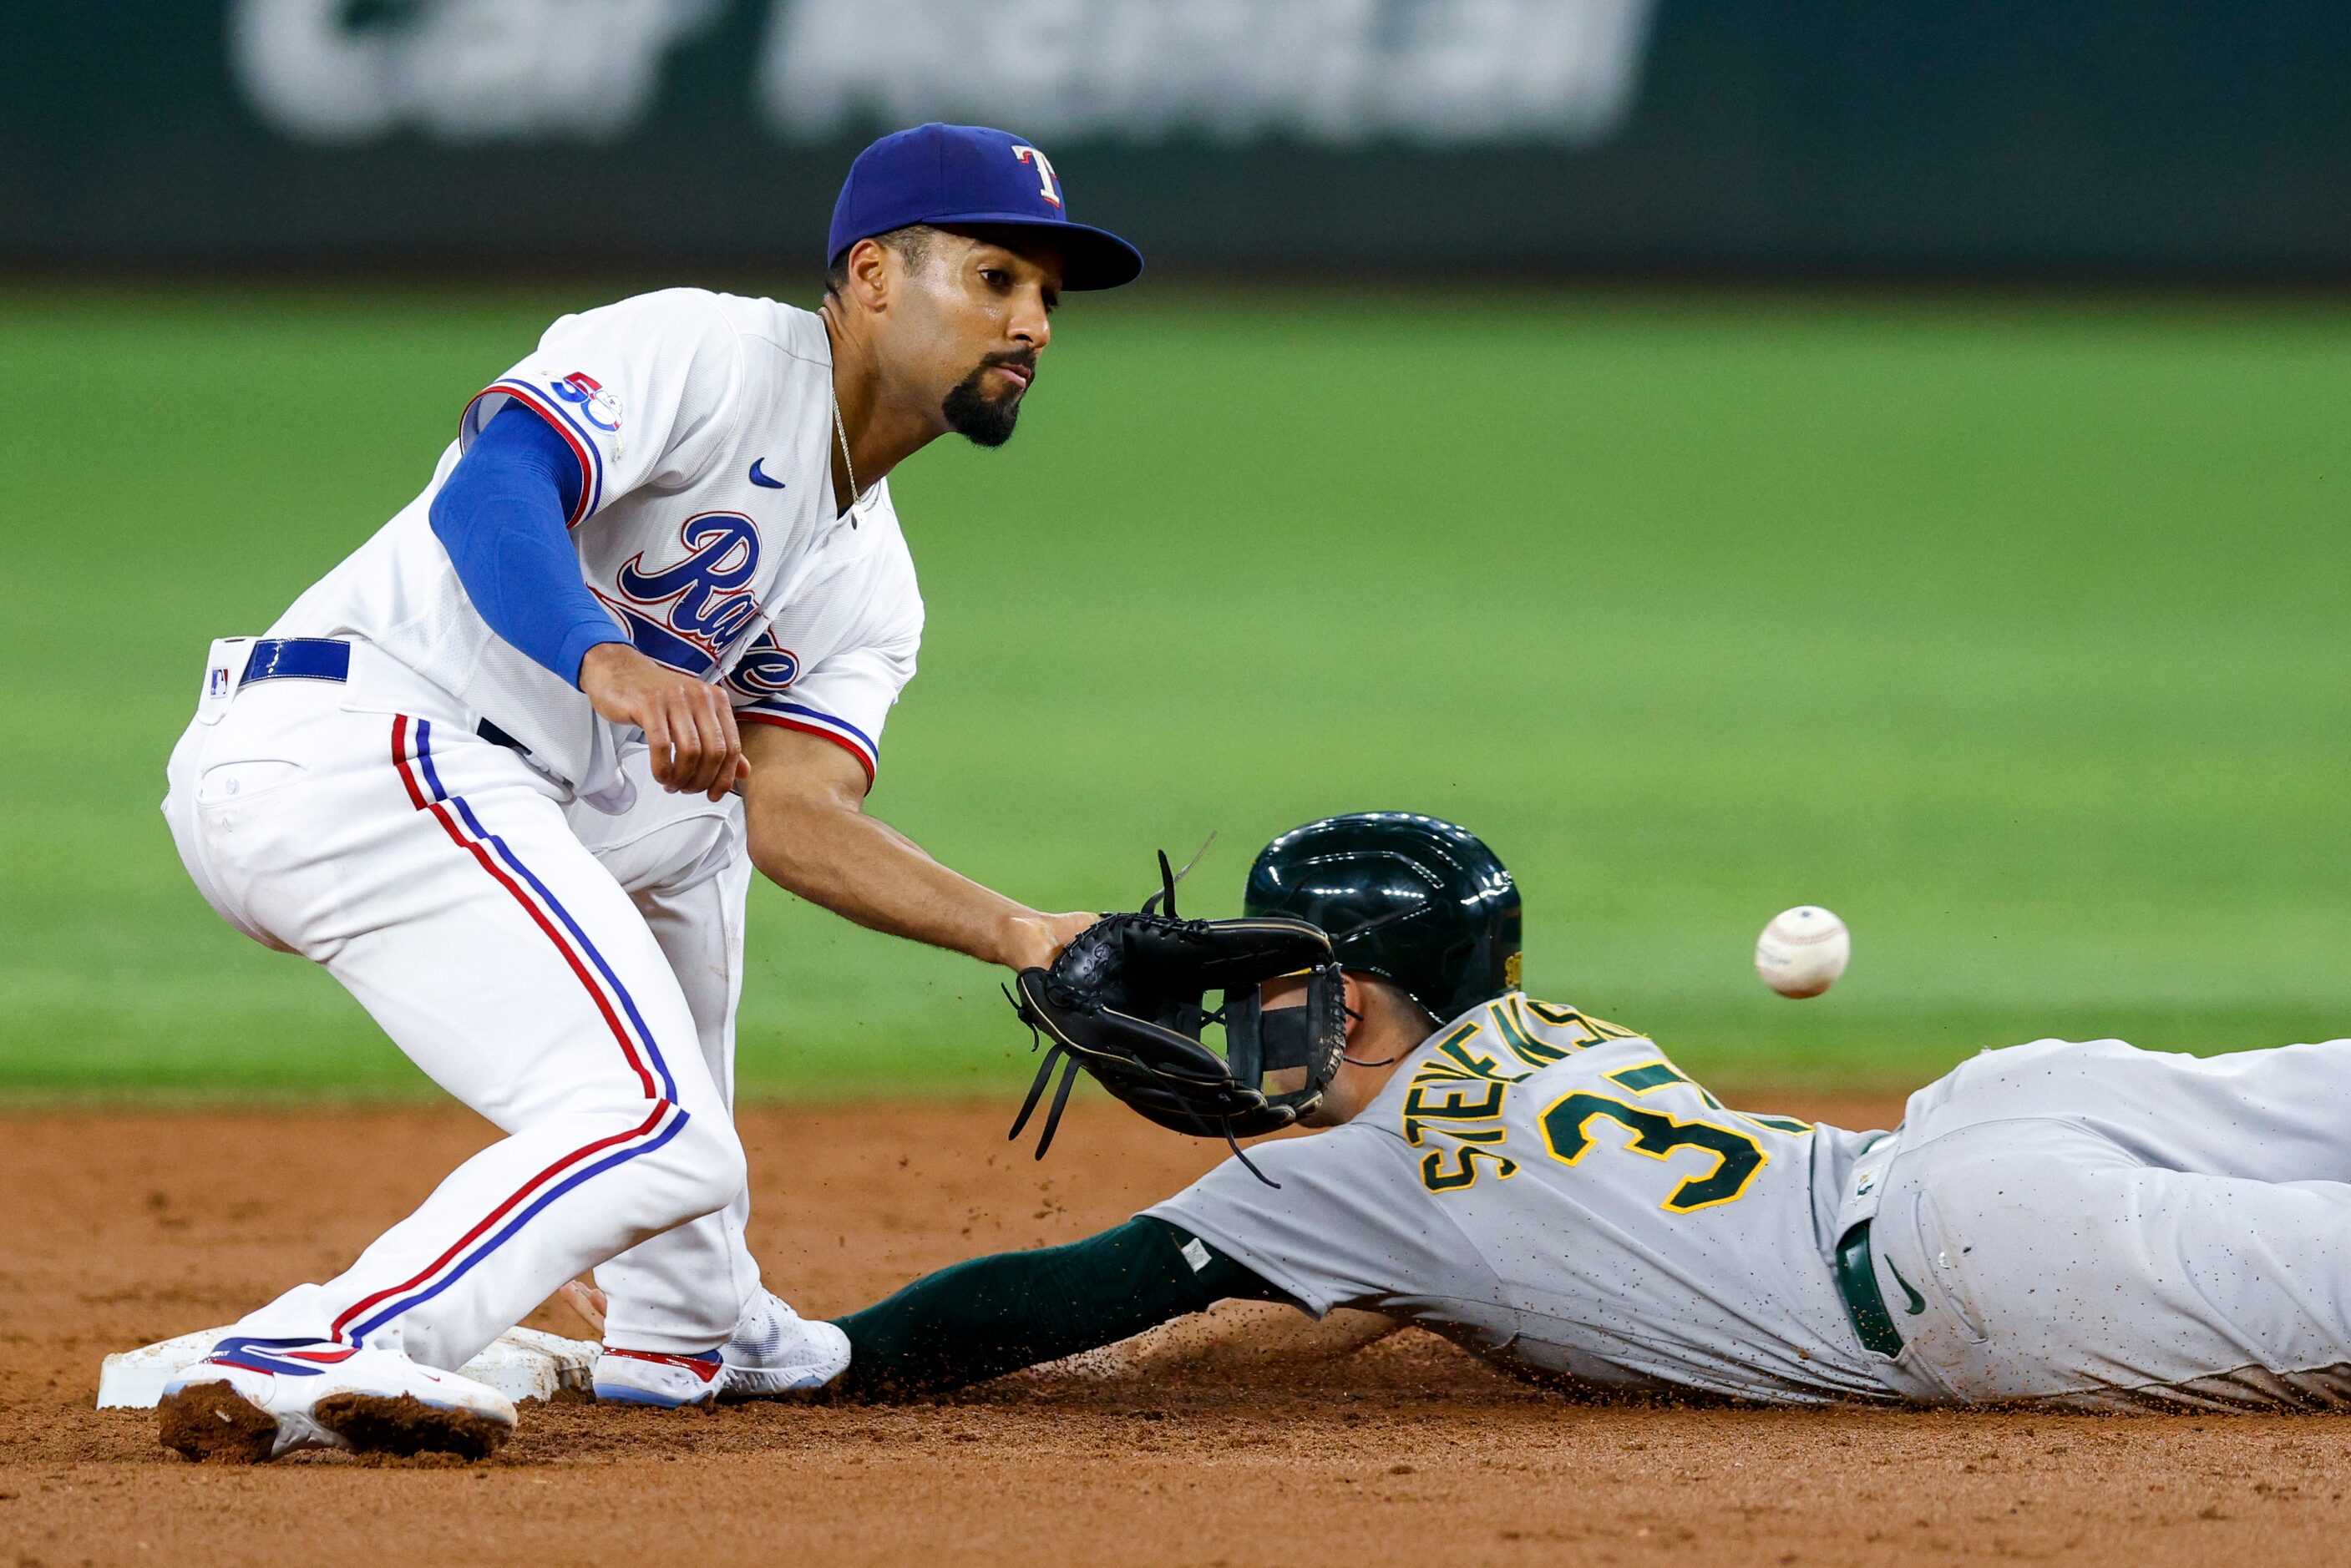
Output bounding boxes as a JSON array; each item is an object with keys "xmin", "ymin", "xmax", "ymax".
[
  {"xmin": 823, "ymin": 814, "xmax": 2351, "ymax": 1414},
  {"xmin": 154, "ymin": 123, "xmax": 1146, "ymax": 1462}
]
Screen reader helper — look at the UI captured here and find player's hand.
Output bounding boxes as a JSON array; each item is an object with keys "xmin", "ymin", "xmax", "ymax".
[
  {"xmin": 557, "ymin": 1279, "xmax": 609, "ymax": 1338},
  {"xmin": 578, "ymin": 642, "xmax": 749, "ymax": 801},
  {"xmin": 1000, "ymin": 909, "xmax": 1098, "ymax": 973}
]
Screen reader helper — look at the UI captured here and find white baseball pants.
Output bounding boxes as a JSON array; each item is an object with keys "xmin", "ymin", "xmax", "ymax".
[
  {"xmin": 561, "ymin": 768, "xmax": 768, "ymax": 1353},
  {"xmin": 1863, "ymin": 1036, "xmax": 2351, "ymax": 1410},
  {"xmin": 164, "ymin": 650, "xmax": 753, "ymax": 1369}
]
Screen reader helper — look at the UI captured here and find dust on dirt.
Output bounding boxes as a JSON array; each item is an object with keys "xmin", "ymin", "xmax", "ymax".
[{"xmin": 3, "ymin": 1097, "xmax": 2343, "ymax": 1566}]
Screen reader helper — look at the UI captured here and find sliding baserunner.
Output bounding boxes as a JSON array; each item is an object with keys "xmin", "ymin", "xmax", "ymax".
[
  {"xmin": 825, "ymin": 813, "xmax": 2351, "ymax": 1414},
  {"xmin": 155, "ymin": 123, "xmax": 1143, "ymax": 1462}
]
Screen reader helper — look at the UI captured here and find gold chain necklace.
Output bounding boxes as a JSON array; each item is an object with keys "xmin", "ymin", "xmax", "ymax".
[{"xmin": 832, "ymin": 396, "xmax": 860, "ymax": 529}]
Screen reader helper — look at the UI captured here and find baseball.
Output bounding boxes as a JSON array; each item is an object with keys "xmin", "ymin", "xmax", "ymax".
[{"xmin": 1754, "ymin": 905, "xmax": 1850, "ymax": 998}]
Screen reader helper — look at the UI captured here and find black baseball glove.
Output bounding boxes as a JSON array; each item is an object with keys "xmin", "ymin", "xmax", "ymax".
[{"xmin": 1007, "ymin": 851, "xmax": 1340, "ymax": 1182}]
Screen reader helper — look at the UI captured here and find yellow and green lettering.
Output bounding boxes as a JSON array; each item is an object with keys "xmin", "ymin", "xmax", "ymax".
[
  {"xmin": 1606, "ymin": 1060, "xmax": 1689, "ymax": 1095},
  {"xmin": 1538, "ymin": 1091, "xmax": 1769, "ymax": 1212},
  {"xmin": 1420, "ymin": 1145, "xmax": 1520, "ymax": 1192}
]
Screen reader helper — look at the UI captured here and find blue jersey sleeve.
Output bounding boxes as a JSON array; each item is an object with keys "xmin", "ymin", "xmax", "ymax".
[{"xmin": 429, "ymin": 401, "xmax": 626, "ymax": 687}]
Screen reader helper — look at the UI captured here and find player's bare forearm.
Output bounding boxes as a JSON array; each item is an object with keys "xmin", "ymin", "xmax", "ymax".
[
  {"xmin": 580, "ymin": 642, "xmax": 747, "ymax": 801},
  {"xmin": 739, "ymin": 723, "xmax": 1089, "ymax": 970}
]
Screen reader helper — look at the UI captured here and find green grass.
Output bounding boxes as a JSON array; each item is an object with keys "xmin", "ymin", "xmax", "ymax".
[{"xmin": 2, "ymin": 281, "xmax": 2346, "ymax": 1101}]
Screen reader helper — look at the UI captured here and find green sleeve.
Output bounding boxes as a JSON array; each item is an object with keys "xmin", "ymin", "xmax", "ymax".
[{"xmin": 833, "ymin": 1215, "xmax": 1287, "ymax": 1398}]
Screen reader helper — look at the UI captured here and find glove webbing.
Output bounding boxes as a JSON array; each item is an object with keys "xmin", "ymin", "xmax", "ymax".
[
  {"xmin": 1008, "ymin": 1022, "xmax": 1279, "ymax": 1186},
  {"xmin": 1007, "ymin": 839, "xmax": 1278, "ymax": 1185}
]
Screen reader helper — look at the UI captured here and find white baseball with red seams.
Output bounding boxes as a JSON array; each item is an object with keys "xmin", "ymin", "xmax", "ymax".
[{"xmin": 1755, "ymin": 905, "xmax": 1850, "ymax": 998}]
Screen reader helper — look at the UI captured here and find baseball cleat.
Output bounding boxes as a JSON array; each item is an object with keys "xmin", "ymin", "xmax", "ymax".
[
  {"xmin": 156, "ymin": 1338, "xmax": 517, "ymax": 1464},
  {"xmin": 590, "ymin": 1346, "xmax": 727, "ymax": 1408},
  {"xmin": 720, "ymin": 1288, "xmax": 852, "ymax": 1399}
]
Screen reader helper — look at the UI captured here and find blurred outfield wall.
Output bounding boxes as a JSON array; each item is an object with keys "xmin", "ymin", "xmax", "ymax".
[{"xmin": 6, "ymin": 1, "xmax": 2348, "ymax": 276}]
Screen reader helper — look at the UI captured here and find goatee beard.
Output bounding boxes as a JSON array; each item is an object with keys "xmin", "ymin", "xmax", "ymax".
[{"xmin": 942, "ymin": 367, "xmax": 1023, "ymax": 448}]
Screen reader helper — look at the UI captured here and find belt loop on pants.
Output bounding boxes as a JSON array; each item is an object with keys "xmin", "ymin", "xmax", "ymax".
[{"xmin": 1834, "ymin": 1219, "xmax": 1908, "ymax": 1357}]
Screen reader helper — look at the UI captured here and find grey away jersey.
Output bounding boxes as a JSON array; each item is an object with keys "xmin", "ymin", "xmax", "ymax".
[{"xmin": 1149, "ymin": 994, "xmax": 1892, "ymax": 1403}]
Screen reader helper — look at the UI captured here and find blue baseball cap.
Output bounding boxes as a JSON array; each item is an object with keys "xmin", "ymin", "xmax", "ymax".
[{"xmin": 828, "ymin": 123, "xmax": 1143, "ymax": 291}]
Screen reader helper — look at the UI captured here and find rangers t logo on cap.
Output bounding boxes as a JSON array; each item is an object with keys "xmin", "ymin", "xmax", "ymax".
[
  {"xmin": 1011, "ymin": 145, "xmax": 1063, "ymax": 208},
  {"xmin": 827, "ymin": 123, "xmax": 1143, "ymax": 291}
]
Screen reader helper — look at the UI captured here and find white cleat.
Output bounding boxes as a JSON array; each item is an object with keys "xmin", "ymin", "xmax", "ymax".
[
  {"xmin": 590, "ymin": 1346, "xmax": 727, "ymax": 1408},
  {"xmin": 720, "ymin": 1288, "xmax": 851, "ymax": 1399},
  {"xmin": 156, "ymin": 1338, "xmax": 518, "ymax": 1464}
]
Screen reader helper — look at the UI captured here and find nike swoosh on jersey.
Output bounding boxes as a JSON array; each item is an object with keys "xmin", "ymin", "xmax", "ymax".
[
  {"xmin": 1884, "ymin": 1257, "xmax": 1928, "ymax": 1316},
  {"xmin": 748, "ymin": 458, "xmax": 786, "ymax": 489}
]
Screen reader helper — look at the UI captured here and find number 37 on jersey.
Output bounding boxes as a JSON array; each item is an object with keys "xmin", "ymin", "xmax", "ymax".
[{"xmin": 1398, "ymin": 996, "xmax": 1812, "ymax": 1211}]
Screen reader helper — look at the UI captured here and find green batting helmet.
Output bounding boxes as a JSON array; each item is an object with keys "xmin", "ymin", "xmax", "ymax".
[{"xmin": 1243, "ymin": 812, "xmax": 1522, "ymax": 1024}]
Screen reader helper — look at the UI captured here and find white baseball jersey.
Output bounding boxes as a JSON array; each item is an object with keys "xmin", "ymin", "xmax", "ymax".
[
  {"xmin": 1155, "ymin": 998, "xmax": 2351, "ymax": 1410},
  {"xmin": 268, "ymin": 288, "xmax": 922, "ymax": 811},
  {"xmin": 1151, "ymin": 994, "xmax": 1891, "ymax": 1404}
]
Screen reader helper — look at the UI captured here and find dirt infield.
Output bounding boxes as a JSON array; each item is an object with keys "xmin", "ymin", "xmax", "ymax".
[{"xmin": 4, "ymin": 1096, "xmax": 2348, "ymax": 1566}]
